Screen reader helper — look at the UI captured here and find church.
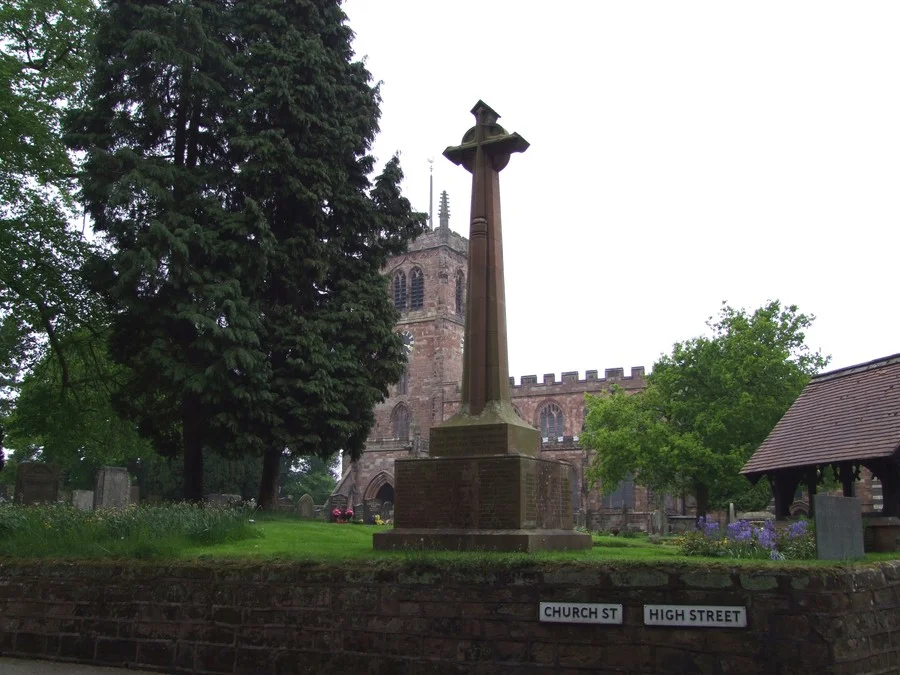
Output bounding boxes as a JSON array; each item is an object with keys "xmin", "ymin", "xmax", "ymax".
[{"xmin": 331, "ymin": 190, "xmax": 655, "ymax": 530}]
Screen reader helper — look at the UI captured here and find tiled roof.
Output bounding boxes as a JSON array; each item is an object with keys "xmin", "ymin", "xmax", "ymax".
[{"xmin": 741, "ymin": 353, "xmax": 900, "ymax": 477}]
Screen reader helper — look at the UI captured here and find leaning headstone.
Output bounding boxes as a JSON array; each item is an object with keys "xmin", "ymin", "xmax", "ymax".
[
  {"xmin": 129, "ymin": 486, "xmax": 140, "ymax": 505},
  {"xmin": 381, "ymin": 501, "xmax": 394, "ymax": 522},
  {"xmin": 814, "ymin": 494, "xmax": 864, "ymax": 560},
  {"xmin": 650, "ymin": 509, "xmax": 668, "ymax": 535},
  {"xmin": 298, "ymin": 493, "xmax": 315, "ymax": 519},
  {"xmin": 14, "ymin": 462, "xmax": 60, "ymax": 505},
  {"xmin": 72, "ymin": 490, "xmax": 94, "ymax": 511},
  {"xmin": 93, "ymin": 467, "xmax": 131, "ymax": 509}
]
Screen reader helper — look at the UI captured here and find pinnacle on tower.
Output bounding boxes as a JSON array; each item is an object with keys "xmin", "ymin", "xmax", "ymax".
[{"xmin": 438, "ymin": 190, "xmax": 450, "ymax": 230}]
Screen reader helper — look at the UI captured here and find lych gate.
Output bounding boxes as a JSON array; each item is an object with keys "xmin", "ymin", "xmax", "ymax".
[{"xmin": 742, "ymin": 354, "xmax": 900, "ymax": 521}]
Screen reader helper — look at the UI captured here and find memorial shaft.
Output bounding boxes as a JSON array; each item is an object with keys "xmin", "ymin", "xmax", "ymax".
[{"xmin": 443, "ymin": 101, "xmax": 529, "ymax": 416}]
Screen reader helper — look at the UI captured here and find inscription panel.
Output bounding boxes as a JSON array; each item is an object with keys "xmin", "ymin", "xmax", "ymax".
[
  {"xmin": 524, "ymin": 471, "xmax": 537, "ymax": 526},
  {"xmin": 430, "ymin": 424, "xmax": 509, "ymax": 457}
]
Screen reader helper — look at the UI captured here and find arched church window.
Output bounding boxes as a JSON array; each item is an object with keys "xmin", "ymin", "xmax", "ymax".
[
  {"xmin": 397, "ymin": 368, "xmax": 409, "ymax": 396},
  {"xmin": 410, "ymin": 267, "xmax": 424, "ymax": 310},
  {"xmin": 539, "ymin": 402, "xmax": 564, "ymax": 439},
  {"xmin": 392, "ymin": 404, "xmax": 410, "ymax": 440},
  {"xmin": 455, "ymin": 270, "xmax": 465, "ymax": 315},
  {"xmin": 602, "ymin": 474, "xmax": 635, "ymax": 509},
  {"xmin": 392, "ymin": 271, "xmax": 407, "ymax": 310}
]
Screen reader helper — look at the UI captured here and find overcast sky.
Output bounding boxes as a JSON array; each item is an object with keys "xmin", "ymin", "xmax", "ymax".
[{"xmin": 344, "ymin": 0, "xmax": 899, "ymax": 379}]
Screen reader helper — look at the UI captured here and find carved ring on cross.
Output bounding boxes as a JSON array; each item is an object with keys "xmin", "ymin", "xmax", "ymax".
[{"xmin": 456, "ymin": 122, "xmax": 514, "ymax": 171}]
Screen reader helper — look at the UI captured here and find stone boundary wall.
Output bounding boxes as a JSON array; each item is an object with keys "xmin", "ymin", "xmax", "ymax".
[{"xmin": 1, "ymin": 560, "xmax": 898, "ymax": 674}]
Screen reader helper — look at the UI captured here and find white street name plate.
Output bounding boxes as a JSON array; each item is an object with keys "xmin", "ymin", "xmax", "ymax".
[
  {"xmin": 539, "ymin": 602, "xmax": 623, "ymax": 624},
  {"xmin": 644, "ymin": 605, "xmax": 747, "ymax": 628}
]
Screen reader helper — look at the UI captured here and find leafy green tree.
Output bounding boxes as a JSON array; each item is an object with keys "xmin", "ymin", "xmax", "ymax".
[
  {"xmin": 280, "ymin": 454, "xmax": 337, "ymax": 506},
  {"xmin": 2, "ymin": 331, "xmax": 152, "ymax": 489},
  {"xmin": 229, "ymin": 0, "xmax": 425, "ymax": 509},
  {"xmin": 66, "ymin": 0, "xmax": 274, "ymax": 501},
  {"xmin": 583, "ymin": 301, "xmax": 829, "ymax": 516},
  {"xmin": 0, "ymin": 0, "xmax": 100, "ymax": 419}
]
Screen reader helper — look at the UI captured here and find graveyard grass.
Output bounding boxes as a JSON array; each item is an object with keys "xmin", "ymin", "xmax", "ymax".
[
  {"xmin": 1, "ymin": 507, "xmax": 896, "ymax": 566},
  {"xmin": 188, "ymin": 514, "xmax": 899, "ymax": 568}
]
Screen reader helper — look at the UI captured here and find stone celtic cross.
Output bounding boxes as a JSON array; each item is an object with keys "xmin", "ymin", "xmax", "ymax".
[{"xmin": 443, "ymin": 101, "xmax": 528, "ymax": 416}]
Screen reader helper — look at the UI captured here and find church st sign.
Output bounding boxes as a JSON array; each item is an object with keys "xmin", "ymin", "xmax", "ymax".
[
  {"xmin": 539, "ymin": 602, "xmax": 623, "ymax": 624},
  {"xmin": 644, "ymin": 605, "xmax": 747, "ymax": 628}
]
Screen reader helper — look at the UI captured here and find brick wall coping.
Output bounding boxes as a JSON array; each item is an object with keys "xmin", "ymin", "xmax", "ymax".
[{"xmin": 1, "ymin": 557, "xmax": 898, "ymax": 579}]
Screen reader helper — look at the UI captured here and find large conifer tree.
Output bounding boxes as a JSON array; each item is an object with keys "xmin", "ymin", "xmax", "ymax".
[
  {"xmin": 69, "ymin": 0, "xmax": 424, "ymax": 503},
  {"xmin": 67, "ymin": 0, "xmax": 273, "ymax": 500},
  {"xmin": 232, "ymin": 0, "xmax": 424, "ymax": 508}
]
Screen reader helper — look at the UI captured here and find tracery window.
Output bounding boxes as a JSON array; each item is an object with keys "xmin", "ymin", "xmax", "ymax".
[
  {"xmin": 392, "ymin": 271, "xmax": 407, "ymax": 310},
  {"xmin": 392, "ymin": 404, "xmax": 411, "ymax": 440},
  {"xmin": 602, "ymin": 474, "xmax": 635, "ymax": 509},
  {"xmin": 455, "ymin": 270, "xmax": 465, "ymax": 315},
  {"xmin": 410, "ymin": 267, "xmax": 424, "ymax": 310},
  {"xmin": 539, "ymin": 402, "xmax": 564, "ymax": 439}
]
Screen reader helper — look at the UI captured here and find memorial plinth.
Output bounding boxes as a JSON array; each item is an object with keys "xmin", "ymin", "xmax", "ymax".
[{"xmin": 374, "ymin": 102, "xmax": 590, "ymax": 552}]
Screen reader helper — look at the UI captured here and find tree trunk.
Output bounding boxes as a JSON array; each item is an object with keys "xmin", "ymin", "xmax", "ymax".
[
  {"xmin": 694, "ymin": 482, "xmax": 710, "ymax": 519},
  {"xmin": 182, "ymin": 399, "xmax": 204, "ymax": 502},
  {"xmin": 258, "ymin": 446, "xmax": 282, "ymax": 511}
]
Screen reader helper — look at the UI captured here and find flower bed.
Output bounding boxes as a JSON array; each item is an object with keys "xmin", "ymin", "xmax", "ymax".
[{"xmin": 676, "ymin": 516, "xmax": 816, "ymax": 560}]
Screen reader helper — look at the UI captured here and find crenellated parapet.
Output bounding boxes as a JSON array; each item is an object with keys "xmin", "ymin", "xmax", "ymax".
[
  {"xmin": 510, "ymin": 367, "xmax": 646, "ymax": 389},
  {"xmin": 443, "ymin": 367, "xmax": 645, "ymax": 400},
  {"xmin": 407, "ymin": 223, "xmax": 469, "ymax": 255}
]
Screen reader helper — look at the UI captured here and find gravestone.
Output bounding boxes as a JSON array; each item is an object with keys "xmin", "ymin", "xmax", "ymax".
[
  {"xmin": 380, "ymin": 501, "xmax": 394, "ymax": 522},
  {"xmin": 329, "ymin": 495, "xmax": 348, "ymax": 521},
  {"xmin": 129, "ymin": 486, "xmax": 140, "ymax": 505},
  {"xmin": 298, "ymin": 493, "xmax": 315, "ymax": 519},
  {"xmin": 737, "ymin": 510, "xmax": 775, "ymax": 523},
  {"xmin": 72, "ymin": 490, "xmax": 94, "ymax": 511},
  {"xmin": 650, "ymin": 509, "xmax": 668, "ymax": 535},
  {"xmin": 93, "ymin": 467, "xmax": 130, "ymax": 509},
  {"xmin": 374, "ymin": 102, "xmax": 590, "ymax": 552},
  {"xmin": 206, "ymin": 493, "xmax": 241, "ymax": 507},
  {"xmin": 814, "ymin": 494, "xmax": 864, "ymax": 560},
  {"xmin": 14, "ymin": 462, "xmax": 60, "ymax": 505}
]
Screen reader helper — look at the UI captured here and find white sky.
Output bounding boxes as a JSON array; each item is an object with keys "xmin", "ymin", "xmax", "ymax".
[{"xmin": 345, "ymin": 0, "xmax": 900, "ymax": 379}]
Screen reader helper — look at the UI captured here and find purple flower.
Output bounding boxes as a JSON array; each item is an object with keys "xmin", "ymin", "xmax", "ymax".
[
  {"xmin": 787, "ymin": 520, "xmax": 808, "ymax": 538},
  {"xmin": 756, "ymin": 521, "xmax": 776, "ymax": 550},
  {"xmin": 698, "ymin": 516, "xmax": 720, "ymax": 538},
  {"xmin": 727, "ymin": 520, "xmax": 752, "ymax": 542}
]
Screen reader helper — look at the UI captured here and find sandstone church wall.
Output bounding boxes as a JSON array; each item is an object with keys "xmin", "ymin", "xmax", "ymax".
[{"xmin": 2, "ymin": 560, "xmax": 898, "ymax": 674}]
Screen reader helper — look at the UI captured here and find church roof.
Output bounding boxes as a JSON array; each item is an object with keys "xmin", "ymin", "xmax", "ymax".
[{"xmin": 741, "ymin": 353, "xmax": 900, "ymax": 478}]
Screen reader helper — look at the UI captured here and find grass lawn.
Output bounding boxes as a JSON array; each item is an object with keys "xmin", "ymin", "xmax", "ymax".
[{"xmin": 184, "ymin": 514, "xmax": 899, "ymax": 568}]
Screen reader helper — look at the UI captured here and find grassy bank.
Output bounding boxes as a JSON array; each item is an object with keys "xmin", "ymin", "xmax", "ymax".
[
  {"xmin": 0, "ymin": 502, "xmax": 260, "ymax": 559},
  {"xmin": 2, "ymin": 507, "xmax": 896, "ymax": 567}
]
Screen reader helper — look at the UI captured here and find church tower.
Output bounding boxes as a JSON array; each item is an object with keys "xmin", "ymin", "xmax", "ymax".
[{"xmin": 336, "ymin": 190, "xmax": 468, "ymax": 510}]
